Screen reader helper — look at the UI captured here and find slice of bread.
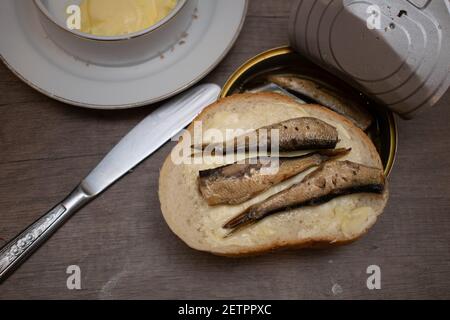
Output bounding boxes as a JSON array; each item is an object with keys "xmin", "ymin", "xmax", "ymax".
[{"xmin": 159, "ymin": 93, "xmax": 389, "ymax": 256}]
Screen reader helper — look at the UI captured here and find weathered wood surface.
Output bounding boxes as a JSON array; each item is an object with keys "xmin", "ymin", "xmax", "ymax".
[{"xmin": 0, "ymin": 0, "xmax": 449, "ymax": 299}]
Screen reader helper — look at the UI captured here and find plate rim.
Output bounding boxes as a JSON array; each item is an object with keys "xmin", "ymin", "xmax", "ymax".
[{"xmin": 0, "ymin": 0, "xmax": 248, "ymax": 110}]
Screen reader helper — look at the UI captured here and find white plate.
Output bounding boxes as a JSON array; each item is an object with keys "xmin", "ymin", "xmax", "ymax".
[{"xmin": 0, "ymin": 0, "xmax": 247, "ymax": 109}]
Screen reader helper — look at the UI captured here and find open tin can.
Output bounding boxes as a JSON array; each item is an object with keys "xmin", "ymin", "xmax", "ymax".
[
  {"xmin": 220, "ymin": 46, "xmax": 397, "ymax": 176},
  {"xmin": 221, "ymin": 0, "xmax": 450, "ymax": 177}
]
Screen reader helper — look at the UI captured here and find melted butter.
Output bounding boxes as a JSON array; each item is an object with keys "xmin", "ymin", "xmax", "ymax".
[
  {"xmin": 335, "ymin": 206, "xmax": 374, "ymax": 238},
  {"xmin": 79, "ymin": 0, "xmax": 178, "ymax": 36}
]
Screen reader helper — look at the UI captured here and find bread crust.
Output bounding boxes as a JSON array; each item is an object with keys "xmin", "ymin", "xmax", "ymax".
[{"xmin": 159, "ymin": 92, "xmax": 388, "ymax": 256}]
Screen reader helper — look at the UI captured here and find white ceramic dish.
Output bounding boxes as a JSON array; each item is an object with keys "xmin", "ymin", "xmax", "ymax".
[
  {"xmin": 0, "ymin": 0, "xmax": 247, "ymax": 109},
  {"xmin": 34, "ymin": 0, "xmax": 198, "ymax": 66}
]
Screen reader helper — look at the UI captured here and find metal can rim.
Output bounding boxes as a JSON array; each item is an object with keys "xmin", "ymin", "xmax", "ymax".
[{"xmin": 220, "ymin": 46, "xmax": 397, "ymax": 177}]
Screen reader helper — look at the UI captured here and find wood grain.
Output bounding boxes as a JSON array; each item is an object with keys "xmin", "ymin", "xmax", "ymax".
[{"xmin": 0, "ymin": 0, "xmax": 449, "ymax": 299}]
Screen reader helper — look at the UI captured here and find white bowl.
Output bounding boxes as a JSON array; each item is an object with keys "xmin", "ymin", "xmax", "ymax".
[{"xmin": 34, "ymin": 0, "xmax": 198, "ymax": 66}]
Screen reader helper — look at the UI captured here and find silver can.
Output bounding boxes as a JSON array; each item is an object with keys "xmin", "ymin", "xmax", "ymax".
[{"xmin": 289, "ymin": 0, "xmax": 450, "ymax": 119}]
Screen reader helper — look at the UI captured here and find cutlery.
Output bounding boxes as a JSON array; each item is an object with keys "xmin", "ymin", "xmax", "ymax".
[{"xmin": 0, "ymin": 84, "xmax": 221, "ymax": 282}]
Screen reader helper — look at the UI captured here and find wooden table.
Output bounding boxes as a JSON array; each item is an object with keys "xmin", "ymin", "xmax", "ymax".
[{"xmin": 1, "ymin": 0, "xmax": 449, "ymax": 299}]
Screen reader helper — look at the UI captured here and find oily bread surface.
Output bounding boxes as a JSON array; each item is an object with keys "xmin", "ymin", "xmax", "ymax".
[{"xmin": 159, "ymin": 93, "xmax": 388, "ymax": 256}]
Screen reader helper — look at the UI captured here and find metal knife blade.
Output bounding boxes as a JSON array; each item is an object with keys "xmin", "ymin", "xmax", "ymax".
[{"xmin": 82, "ymin": 84, "xmax": 220, "ymax": 195}]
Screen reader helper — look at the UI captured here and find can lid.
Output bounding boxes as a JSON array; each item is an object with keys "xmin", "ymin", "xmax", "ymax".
[{"xmin": 289, "ymin": 0, "xmax": 450, "ymax": 118}]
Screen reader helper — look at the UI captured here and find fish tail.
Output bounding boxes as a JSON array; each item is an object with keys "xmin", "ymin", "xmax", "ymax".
[{"xmin": 223, "ymin": 207, "xmax": 255, "ymax": 230}]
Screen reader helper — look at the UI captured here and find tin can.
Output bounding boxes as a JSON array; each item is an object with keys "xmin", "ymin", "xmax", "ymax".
[
  {"xmin": 221, "ymin": 46, "xmax": 397, "ymax": 176},
  {"xmin": 288, "ymin": 0, "xmax": 450, "ymax": 119}
]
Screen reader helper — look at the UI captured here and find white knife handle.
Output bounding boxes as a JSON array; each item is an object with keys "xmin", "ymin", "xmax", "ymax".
[{"xmin": 0, "ymin": 186, "xmax": 92, "ymax": 282}]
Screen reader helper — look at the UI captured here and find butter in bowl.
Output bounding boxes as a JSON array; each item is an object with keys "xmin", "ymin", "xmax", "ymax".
[
  {"xmin": 77, "ymin": 0, "xmax": 179, "ymax": 37},
  {"xmin": 34, "ymin": 0, "xmax": 198, "ymax": 66}
]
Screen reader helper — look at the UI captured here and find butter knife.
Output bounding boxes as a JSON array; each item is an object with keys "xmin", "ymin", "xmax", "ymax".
[{"xmin": 0, "ymin": 84, "xmax": 221, "ymax": 282}]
